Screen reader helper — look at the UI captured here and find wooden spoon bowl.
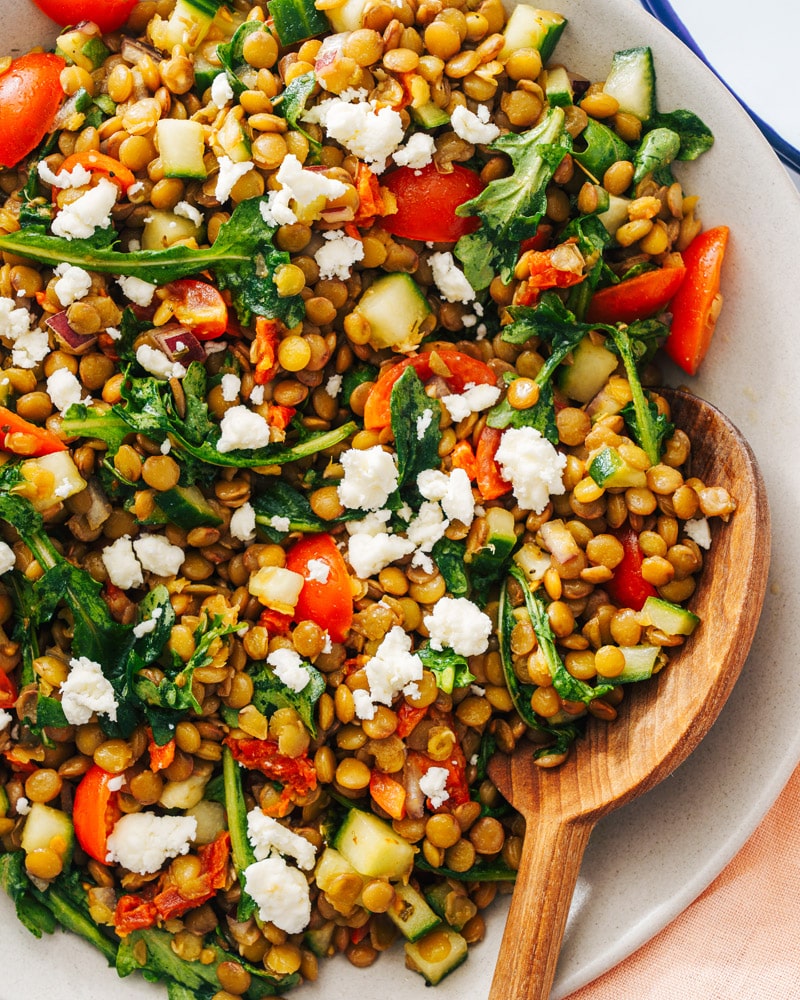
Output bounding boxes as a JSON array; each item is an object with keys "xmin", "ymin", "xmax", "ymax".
[{"xmin": 487, "ymin": 388, "xmax": 770, "ymax": 1000}]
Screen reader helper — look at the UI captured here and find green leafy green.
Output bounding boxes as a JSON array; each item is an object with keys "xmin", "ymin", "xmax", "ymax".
[
  {"xmin": 0, "ymin": 198, "xmax": 304, "ymax": 327},
  {"xmin": 431, "ymin": 536, "xmax": 470, "ymax": 598},
  {"xmin": 274, "ymin": 71, "xmax": 320, "ymax": 153},
  {"xmin": 217, "ymin": 20, "xmax": 262, "ymax": 96},
  {"xmin": 571, "ymin": 118, "xmax": 633, "ymax": 181},
  {"xmin": 455, "ymin": 108, "xmax": 571, "ymax": 287},
  {"xmin": 417, "ymin": 644, "xmax": 475, "ymax": 694},
  {"xmin": 249, "ymin": 659, "xmax": 326, "ymax": 736},
  {"xmin": 645, "ymin": 109, "xmax": 714, "ymax": 161},
  {"xmin": 252, "ymin": 479, "xmax": 363, "ymax": 541},
  {"xmin": 222, "ymin": 745, "xmax": 258, "ymax": 921},
  {"xmin": 391, "ymin": 367, "xmax": 442, "ymax": 505},
  {"xmin": 632, "ymin": 127, "xmax": 681, "ymax": 185}
]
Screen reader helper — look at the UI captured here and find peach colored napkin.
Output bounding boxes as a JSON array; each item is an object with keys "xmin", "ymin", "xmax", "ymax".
[{"xmin": 566, "ymin": 763, "xmax": 800, "ymax": 999}]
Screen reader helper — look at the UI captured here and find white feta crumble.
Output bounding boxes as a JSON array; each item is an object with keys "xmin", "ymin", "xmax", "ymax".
[
  {"xmin": 230, "ymin": 501, "xmax": 257, "ymax": 542},
  {"xmin": 52, "ymin": 176, "xmax": 118, "ymax": 240},
  {"xmin": 314, "ymin": 229, "xmax": 365, "ymax": 280},
  {"xmin": 37, "ymin": 160, "xmax": 93, "ymax": 189},
  {"xmin": 54, "ymin": 476, "xmax": 76, "ymax": 499},
  {"xmin": 345, "ymin": 509, "xmax": 391, "ymax": 536},
  {"xmin": 53, "ymin": 264, "xmax": 92, "ymax": 306},
  {"xmin": 684, "ymin": 516, "xmax": 712, "ymax": 549},
  {"xmin": 16, "ymin": 797, "xmax": 31, "ymax": 815},
  {"xmin": 133, "ymin": 534, "xmax": 185, "ymax": 577},
  {"xmin": 0, "ymin": 297, "xmax": 49, "ymax": 369},
  {"xmin": 136, "ymin": 344, "xmax": 187, "ymax": 381},
  {"xmin": 305, "ymin": 558, "xmax": 331, "ymax": 584},
  {"xmin": 106, "ymin": 326, "xmax": 121, "ymax": 341},
  {"xmin": 173, "ymin": 200, "xmax": 204, "ymax": 226},
  {"xmin": 215, "ymin": 154, "xmax": 255, "ymax": 204},
  {"xmin": 102, "ymin": 535, "xmax": 143, "ymax": 589},
  {"xmin": 429, "ymin": 251, "xmax": 476, "ymax": 304},
  {"xmin": 416, "ymin": 408, "xmax": 434, "ymax": 440},
  {"xmin": 259, "ymin": 154, "xmax": 347, "ymax": 226},
  {"xmin": 243, "ymin": 856, "xmax": 311, "ymax": 934},
  {"xmin": 266, "ymin": 647, "xmax": 310, "ymax": 693},
  {"xmin": 46, "ymin": 368, "xmax": 90, "ymax": 413},
  {"xmin": 133, "ymin": 617, "xmax": 158, "ymax": 638},
  {"xmin": 310, "ymin": 97, "xmax": 404, "ymax": 172},
  {"xmin": 249, "ymin": 383, "xmax": 265, "ymax": 405},
  {"xmin": 105, "ymin": 812, "xmax": 197, "ymax": 874},
  {"xmin": 60, "ymin": 656, "xmax": 119, "ymax": 725},
  {"xmin": 0, "ymin": 541, "xmax": 15, "ymax": 575},
  {"xmin": 217, "ymin": 405, "xmax": 272, "ymax": 452},
  {"xmin": 337, "ymin": 445, "xmax": 399, "ymax": 511},
  {"xmin": 160, "ymin": 438, "xmax": 172, "ymax": 455},
  {"xmin": 325, "ymin": 373, "xmax": 342, "ymax": 397},
  {"xmin": 494, "ymin": 426, "xmax": 567, "ymax": 514},
  {"xmin": 221, "ymin": 373, "xmax": 242, "ymax": 401},
  {"xmin": 440, "ymin": 381, "xmax": 501, "ymax": 423},
  {"xmin": 393, "ymin": 131, "xmax": 435, "ymax": 168},
  {"xmin": 211, "ymin": 72, "xmax": 235, "ymax": 107},
  {"xmin": 353, "ymin": 688, "xmax": 377, "ymax": 720},
  {"xmin": 118, "ymin": 275, "xmax": 157, "ymax": 306},
  {"xmin": 365, "ymin": 626, "xmax": 423, "ymax": 706},
  {"xmin": 417, "ymin": 467, "xmax": 475, "ymax": 525},
  {"xmin": 269, "ymin": 515, "xmax": 291, "ymax": 533},
  {"xmin": 406, "ymin": 500, "xmax": 448, "ymax": 552},
  {"xmin": 450, "ymin": 104, "xmax": 500, "ymax": 145},
  {"xmin": 107, "ymin": 775, "xmax": 125, "ymax": 792},
  {"xmin": 246, "ymin": 808, "xmax": 317, "ymax": 870},
  {"xmin": 424, "ymin": 596, "xmax": 492, "ymax": 657},
  {"xmin": 347, "ymin": 530, "xmax": 415, "ymax": 579},
  {"xmin": 0, "ymin": 709, "xmax": 12, "ymax": 730},
  {"xmin": 419, "ymin": 766, "xmax": 450, "ymax": 809}
]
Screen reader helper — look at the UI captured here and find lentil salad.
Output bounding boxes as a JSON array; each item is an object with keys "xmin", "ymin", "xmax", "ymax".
[{"xmin": 0, "ymin": 0, "xmax": 736, "ymax": 995}]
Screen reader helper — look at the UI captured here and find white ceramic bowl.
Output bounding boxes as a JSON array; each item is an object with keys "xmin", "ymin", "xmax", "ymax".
[{"xmin": 2, "ymin": 2, "xmax": 800, "ymax": 998}]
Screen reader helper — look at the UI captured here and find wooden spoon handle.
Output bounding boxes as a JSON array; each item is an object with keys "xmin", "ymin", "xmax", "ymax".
[{"xmin": 489, "ymin": 815, "xmax": 595, "ymax": 1000}]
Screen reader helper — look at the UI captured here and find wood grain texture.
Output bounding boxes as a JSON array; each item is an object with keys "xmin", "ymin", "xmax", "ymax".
[{"xmin": 488, "ymin": 388, "xmax": 770, "ymax": 1000}]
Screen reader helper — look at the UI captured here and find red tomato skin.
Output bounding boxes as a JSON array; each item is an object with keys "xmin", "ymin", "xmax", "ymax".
[
  {"xmin": 285, "ymin": 533, "xmax": 354, "ymax": 644},
  {"xmin": 163, "ymin": 279, "xmax": 228, "ymax": 339},
  {"xmin": 72, "ymin": 764, "xmax": 122, "ymax": 864},
  {"xmin": 586, "ymin": 265, "xmax": 687, "ymax": 325},
  {"xmin": 0, "ymin": 670, "xmax": 17, "ymax": 710},
  {"xmin": 32, "ymin": 0, "xmax": 138, "ymax": 33},
  {"xmin": 381, "ymin": 164, "xmax": 484, "ymax": 242},
  {"xmin": 0, "ymin": 53, "xmax": 65, "ymax": 168},
  {"xmin": 604, "ymin": 527, "xmax": 657, "ymax": 611}
]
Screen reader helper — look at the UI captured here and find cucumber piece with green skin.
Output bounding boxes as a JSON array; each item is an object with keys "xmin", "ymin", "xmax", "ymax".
[
  {"xmin": 56, "ymin": 30, "xmax": 109, "ymax": 72},
  {"xmin": 215, "ymin": 107, "xmax": 252, "ymax": 164},
  {"xmin": 20, "ymin": 803, "xmax": 75, "ymax": 870},
  {"xmin": 313, "ymin": 846, "xmax": 362, "ymax": 893},
  {"xmin": 153, "ymin": 485, "xmax": 223, "ymax": 529},
  {"xmin": 597, "ymin": 644, "xmax": 662, "ymax": 683},
  {"xmin": 333, "ymin": 808, "xmax": 415, "ymax": 880},
  {"xmin": 0, "ymin": 786, "xmax": 8, "ymax": 817},
  {"xmin": 156, "ymin": 119, "xmax": 207, "ymax": 180},
  {"xmin": 598, "ymin": 194, "xmax": 632, "ymax": 236},
  {"xmin": 304, "ymin": 921, "xmax": 336, "ymax": 957},
  {"xmin": 499, "ymin": 6, "xmax": 567, "ymax": 63},
  {"xmin": 545, "ymin": 65, "xmax": 574, "ymax": 107},
  {"xmin": 141, "ymin": 209, "xmax": 204, "ymax": 251},
  {"xmin": 425, "ymin": 883, "xmax": 473, "ymax": 930},
  {"xmin": 587, "ymin": 446, "xmax": 647, "ymax": 489},
  {"xmin": 387, "ymin": 883, "xmax": 441, "ymax": 942},
  {"xmin": 558, "ymin": 335, "xmax": 618, "ymax": 403},
  {"xmin": 150, "ymin": 0, "xmax": 221, "ymax": 53},
  {"xmin": 405, "ymin": 927, "xmax": 469, "ymax": 985},
  {"xmin": 642, "ymin": 596, "xmax": 700, "ymax": 636},
  {"xmin": 411, "ymin": 102, "xmax": 451, "ymax": 129},
  {"xmin": 603, "ymin": 46, "xmax": 657, "ymax": 123},
  {"xmin": 353, "ymin": 273, "xmax": 432, "ymax": 354},
  {"xmin": 268, "ymin": 0, "xmax": 328, "ymax": 46}
]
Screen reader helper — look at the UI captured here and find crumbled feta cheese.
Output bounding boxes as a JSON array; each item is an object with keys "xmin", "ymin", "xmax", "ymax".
[
  {"xmin": 365, "ymin": 626, "xmax": 423, "ymax": 706},
  {"xmin": 325, "ymin": 373, "xmax": 342, "ymax": 397},
  {"xmin": 216, "ymin": 405, "xmax": 272, "ymax": 452},
  {"xmin": 243, "ymin": 856, "xmax": 311, "ymax": 934},
  {"xmin": 337, "ymin": 445, "xmax": 399, "ymax": 511},
  {"xmin": 0, "ymin": 541, "xmax": 15, "ymax": 575},
  {"xmin": 107, "ymin": 775, "xmax": 125, "ymax": 792},
  {"xmin": 102, "ymin": 535, "xmax": 143, "ymax": 589},
  {"xmin": 46, "ymin": 368, "xmax": 90, "ymax": 413},
  {"xmin": 106, "ymin": 326, "xmax": 121, "ymax": 341},
  {"xmin": 230, "ymin": 501, "xmax": 257, "ymax": 542},
  {"xmin": 429, "ymin": 251, "xmax": 476, "ymax": 304},
  {"xmin": 353, "ymin": 688, "xmax": 376, "ymax": 720},
  {"xmin": 0, "ymin": 297, "xmax": 49, "ymax": 369},
  {"xmin": 314, "ymin": 229, "xmax": 365, "ymax": 280},
  {"xmin": 393, "ymin": 131, "xmax": 436, "ymax": 169},
  {"xmin": 406, "ymin": 500, "xmax": 448, "ymax": 552},
  {"xmin": 305, "ymin": 558, "xmax": 331, "ymax": 584},
  {"xmin": 16, "ymin": 797, "xmax": 30, "ymax": 815},
  {"xmin": 247, "ymin": 808, "xmax": 317, "ymax": 870},
  {"xmin": 416, "ymin": 408, "xmax": 434, "ymax": 440},
  {"xmin": 417, "ymin": 468, "xmax": 475, "ymax": 526},
  {"xmin": 136, "ymin": 344, "xmax": 187, "ymax": 380},
  {"xmin": 215, "ymin": 155, "xmax": 255, "ymax": 204},
  {"xmin": 132, "ymin": 617, "xmax": 158, "ymax": 638},
  {"xmin": 133, "ymin": 534, "xmax": 185, "ymax": 577},
  {"xmin": 52, "ymin": 176, "xmax": 118, "ymax": 240},
  {"xmin": 440, "ymin": 381, "xmax": 501, "ymax": 423},
  {"xmin": 53, "ymin": 263, "xmax": 92, "ymax": 306},
  {"xmin": 0, "ymin": 709, "xmax": 12, "ymax": 730},
  {"xmin": 106, "ymin": 812, "xmax": 197, "ymax": 874},
  {"xmin": 345, "ymin": 509, "xmax": 391, "ymax": 536},
  {"xmin": 37, "ymin": 160, "xmax": 93, "ymax": 189},
  {"xmin": 424, "ymin": 596, "xmax": 492, "ymax": 657},
  {"xmin": 249, "ymin": 384, "xmax": 265, "ymax": 405},
  {"xmin": 60, "ymin": 656, "xmax": 119, "ymax": 725},
  {"xmin": 160, "ymin": 438, "xmax": 172, "ymax": 455},
  {"xmin": 419, "ymin": 766, "xmax": 450, "ymax": 809},
  {"xmin": 119, "ymin": 274, "xmax": 157, "ymax": 307},
  {"xmin": 347, "ymin": 530, "xmax": 415, "ymax": 579},
  {"xmin": 259, "ymin": 154, "xmax": 347, "ymax": 226},
  {"xmin": 470, "ymin": 684, "xmax": 486, "ymax": 696},
  {"xmin": 173, "ymin": 200, "xmax": 204, "ymax": 226},
  {"xmin": 211, "ymin": 72, "xmax": 235, "ymax": 107},
  {"xmin": 266, "ymin": 647, "xmax": 310, "ymax": 693},
  {"xmin": 310, "ymin": 97, "xmax": 404, "ymax": 172},
  {"xmin": 494, "ymin": 426, "xmax": 566, "ymax": 514},
  {"xmin": 450, "ymin": 104, "xmax": 500, "ymax": 145},
  {"xmin": 684, "ymin": 516, "xmax": 712, "ymax": 549},
  {"xmin": 269, "ymin": 514, "xmax": 290, "ymax": 533},
  {"xmin": 221, "ymin": 373, "xmax": 241, "ymax": 401}
]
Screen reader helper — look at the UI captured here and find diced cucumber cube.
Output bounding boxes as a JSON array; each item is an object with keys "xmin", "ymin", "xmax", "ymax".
[
  {"xmin": 333, "ymin": 808, "xmax": 415, "ymax": 880},
  {"xmin": 642, "ymin": 596, "xmax": 700, "ymax": 636},
  {"xmin": 405, "ymin": 927, "xmax": 469, "ymax": 985},
  {"xmin": 387, "ymin": 883, "xmax": 441, "ymax": 942},
  {"xmin": 156, "ymin": 119, "xmax": 207, "ymax": 180}
]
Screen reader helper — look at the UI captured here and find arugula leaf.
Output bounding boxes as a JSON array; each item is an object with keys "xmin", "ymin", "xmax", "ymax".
[
  {"xmin": 417, "ymin": 644, "xmax": 475, "ymax": 694},
  {"xmin": 251, "ymin": 480, "xmax": 363, "ymax": 541},
  {"xmin": 455, "ymin": 108, "xmax": 571, "ymax": 287},
  {"xmin": 18, "ymin": 171, "xmax": 51, "ymax": 228},
  {"xmin": 431, "ymin": 536, "xmax": 469, "ymax": 598},
  {"xmin": 249, "ymin": 659, "xmax": 325, "ymax": 736},
  {"xmin": 273, "ymin": 72, "xmax": 320, "ymax": 153},
  {"xmin": 645, "ymin": 109, "xmax": 714, "ymax": 161},
  {"xmin": 0, "ymin": 852, "xmax": 58, "ymax": 939},
  {"xmin": 571, "ymin": 118, "xmax": 633, "ymax": 181},
  {"xmin": 391, "ymin": 367, "xmax": 442, "ymax": 505},
  {"xmin": 0, "ymin": 198, "xmax": 305, "ymax": 327},
  {"xmin": 632, "ymin": 127, "xmax": 681, "ymax": 185},
  {"xmin": 217, "ymin": 21, "xmax": 262, "ymax": 96}
]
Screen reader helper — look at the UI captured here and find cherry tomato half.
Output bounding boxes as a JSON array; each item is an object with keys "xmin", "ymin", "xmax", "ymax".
[
  {"xmin": 31, "ymin": 0, "xmax": 138, "ymax": 34},
  {"xmin": 285, "ymin": 533, "xmax": 353, "ymax": 644},
  {"xmin": 0, "ymin": 52, "xmax": 65, "ymax": 168},
  {"xmin": 72, "ymin": 764, "xmax": 123, "ymax": 864},
  {"xmin": 158, "ymin": 279, "xmax": 229, "ymax": 340},
  {"xmin": 0, "ymin": 670, "xmax": 18, "ymax": 710},
  {"xmin": 381, "ymin": 163, "xmax": 484, "ymax": 243}
]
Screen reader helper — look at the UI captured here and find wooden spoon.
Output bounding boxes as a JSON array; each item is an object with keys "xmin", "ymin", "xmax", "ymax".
[{"xmin": 487, "ymin": 388, "xmax": 770, "ymax": 1000}]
